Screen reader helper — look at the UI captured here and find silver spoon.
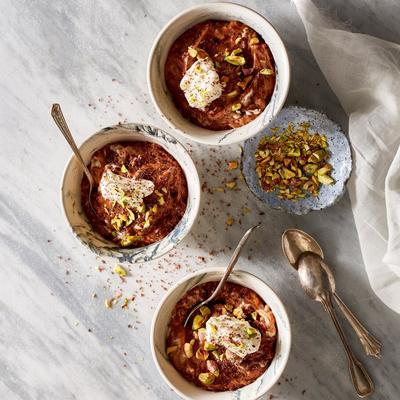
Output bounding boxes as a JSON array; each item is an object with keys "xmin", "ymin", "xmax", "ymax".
[
  {"xmin": 298, "ymin": 251, "xmax": 374, "ymax": 397},
  {"xmin": 184, "ymin": 224, "xmax": 260, "ymax": 327},
  {"xmin": 51, "ymin": 104, "xmax": 96, "ymax": 214},
  {"xmin": 282, "ymin": 228, "xmax": 381, "ymax": 358}
]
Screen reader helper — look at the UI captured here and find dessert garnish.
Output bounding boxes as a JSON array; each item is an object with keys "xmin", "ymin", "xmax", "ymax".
[
  {"xmin": 99, "ymin": 168, "xmax": 154, "ymax": 208},
  {"xmin": 205, "ymin": 314, "xmax": 261, "ymax": 359},
  {"xmin": 180, "ymin": 54, "xmax": 222, "ymax": 110},
  {"xmin": 255, "ymin": 122, "xmax": 335, "ymax": 200}
]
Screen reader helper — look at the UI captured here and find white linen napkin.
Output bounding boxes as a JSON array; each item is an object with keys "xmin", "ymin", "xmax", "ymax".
[{"xmin": 293, "ymin": 0, "xmax": 400, "ymax": 313}]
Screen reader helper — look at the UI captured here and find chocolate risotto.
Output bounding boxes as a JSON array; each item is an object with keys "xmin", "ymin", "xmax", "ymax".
[
  {"xmin": 165, "ymin": 20, "xmax": 276, "ymax": 130},
  {"xmin": 81, "ymin": 141, "xmax": 188, "ymax": 248},
  {"xmin": 166, "ymin": 282, "xmax": 277, "ymax": 391}
]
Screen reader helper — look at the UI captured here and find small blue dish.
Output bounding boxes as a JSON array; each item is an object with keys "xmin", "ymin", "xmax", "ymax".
[{"xmin": 241, "ymin": 106, "xmax": 352, "ymax": 215}]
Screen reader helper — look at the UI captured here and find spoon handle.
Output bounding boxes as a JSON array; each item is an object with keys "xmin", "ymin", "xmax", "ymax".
[
  {"xmin": 333, "ymin": 293, "xmax": 382, "ymax": 358},
  {"xmin": 322, "ymin": 293, "xmax": 374, "ymax": 397},
  {"xmin": 51, "ymin": 103, "xmax": 93, "ymax": 184},
  {"xmin": 207, "ymin": 224, "xmax": 260, "ymax": 303},
  {"xmin": 183, "ymin": 224, "xmax": 260, "ymax": 327}
]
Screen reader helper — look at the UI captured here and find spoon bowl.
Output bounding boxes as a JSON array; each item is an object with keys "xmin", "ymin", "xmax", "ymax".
[
  {"xmin": 297, "ymin": 251, "xmax": 334, "ymax": 302},
  {"xmin": 282, "ymin": 228, "xmax": 323, "ymax": 268}
]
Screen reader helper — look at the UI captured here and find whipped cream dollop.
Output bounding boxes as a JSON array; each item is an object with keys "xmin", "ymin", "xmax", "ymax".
[
  {"xmin": 180, "ymin": 58, "xmax": 222, "ymax": 109},
  {"xmin": 205, "ymin": 315, "xmax": 261, "ymax": 359},
  {"xmin": 99, "ymin": 169, "xmax": 154, "ymax": 209}
]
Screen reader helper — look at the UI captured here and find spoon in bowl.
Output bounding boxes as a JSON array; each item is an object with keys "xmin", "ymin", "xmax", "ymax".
[
  {"xmin": 51, "ymin": 104, "xmax": 96, "ymax": 215},
  {"xmin": 184, "ymin": 224, "xmax": 260, "ymax": 327},
  {"xmin": 282, "ymin": 228, "xmax": 381, "ymax": 358},
  {"xmin": 297, "ymin": 251, "xmax": 374, "ymax": 397}
]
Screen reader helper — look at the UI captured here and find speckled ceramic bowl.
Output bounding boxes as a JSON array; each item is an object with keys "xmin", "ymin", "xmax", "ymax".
[
  {"xmin": 151, "ymin": 268, "xmax": 291, "ymax": 400},
  {"xmin": 60, "ymin": 123, "xmax": 201, "ymax": 263},
  {"xmin": 147, "ymin": 2, "xmax": 290, "ymax": 145},
  {"xmin": 242, "ymin": 106, "xmax": 352, "ymax": 215}
]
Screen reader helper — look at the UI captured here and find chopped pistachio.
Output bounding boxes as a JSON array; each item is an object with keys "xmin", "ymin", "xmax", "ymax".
[
  {"xmin": 227, "ymin": 89, "xmax": 239, "ymax": 98},
  {"xmin": 317, "ymin": 164, "xmax": 333, "ymax": 176},
  {"xmin": 195, "ymin": 348, "xmax": 209, "ymax": 361},
  {"xmin": 260, "ymin": 68, "xmax": 274, "ymax": 75},
  {"xmin": 200, "ymin": 306, "xmax": 211, "ymax": 316},
  {"xmin": 282, "ymin": 168, "xmax": 296, "ymax": 180},
  {"xmin": 304, "ymin": 164, "xmax": 318, "ymax": 175},
  {"xmin": 198, "ymin": 372, "xmax": 214, "ymax": 385},
  {"xmin": 225, "ymin": 181, "xmax": 237, "ymax": 190},
  {"xmin": 105, "ymin": 298, "xmax": 113, "ymax": 309},
  {"xmin": 184, "ymin": 341, "xmax": 194, "ymax": 358},
  {"xmin": 137, "ymin": 203, "xmax": 146, "ymax": 213},
  {"xmin": 233, "ymin": 306, "xmax": 244, "ymax": 319},
  {"xmin": 224, "ymin": 55, "xmax": 246, "ymax": 66},
  {"xmin": 126, "ymin": 208, "xmax": 135, "ymax": 226},
  {"xmin": 249, "ymin": 36, "xmax": 260, "ymax": 45},
  {"xmin": 121, "ymin": 165, "xmax": 128, "ymax": 173},
  {"xmin": 317, "ymin": 174, "xmax": 334, "ymax": 185},
  {"xmin": 287, "ymin": 148, "xmax": 301, "ymax": 157},
  {"xmin": 226, "ymin": 216, "xmax": 234, "ymax": 226},
  {"xmin": 188, "ymin": 46, "xmax": 197, "ymax": 58},
  {"xmin": 251, "ymin": 311, "xmax": 258, "ymax": 320},
  {"xmin": 224, "ymin": 304, "xmax": 233, "ymax": 312},
  {"xmin": 231, "ymin": 48, "xmax": 242, "ymax": 56},
  {"xmin": 308, "ymin": 149, "xmax": 326, "ymax": 163},
  {"xmin": 114, "ymin": 265, "xmax": 127, "ymax": 277},
  {"xmin": 256, "ymin": 122, "xmax": 334, "ymax": 200},
  {"xmin": 158, "ymin": 196, "xmax": 165, "ymax": 206},
  {"xmin": 120, "ymin": 235, "xmax": 140, "ymax": 247},
  {"xmin": 246, "ymin": 327, "xmax": 258, "ymax": 337},
  {"xmin": 166, "ymin": 345, "xmax": 178, "ymax": 355},
  {"xmin": 204, "ymin": 342, "xmax": 217, "ymax": 351},
  {"xmin": 208, "ymin": 323, "xmax": 218, "ymax": 335},
  {"xmin": 231, "ymin": 103, "xmax": 242, "ymax": 112},
  {"xmin": 192, "ymin": 314, "xmax": 204, "ymax": 330}
]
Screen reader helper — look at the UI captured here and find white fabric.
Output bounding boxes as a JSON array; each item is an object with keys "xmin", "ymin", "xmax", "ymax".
[{"xmin": 293, "ymin": 0, "xmax": 400, "ymax": 313}]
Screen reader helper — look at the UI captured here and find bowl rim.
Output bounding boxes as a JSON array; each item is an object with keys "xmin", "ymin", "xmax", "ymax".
[
  {"xmin": 147, "ymin": 1, "xmax": 291, "ymax": 146},
  {"xmin": 59, "ymin": 122, "xmax": 201, "ymax": 261},
  {"xmin": 150, "ymin": 267, "xmax": 292, "ymax": 400}
]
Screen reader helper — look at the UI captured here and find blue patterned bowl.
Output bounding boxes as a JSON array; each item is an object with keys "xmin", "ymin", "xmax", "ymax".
[
  {"xmin": 60, "ymin": 123, "xmax": 201, "ymax": 263},
  {"xmin": 242, "ymin": 106, "xmax": 352, "ymax": 215},
  {"xmin": 151, "ymin": 268, "xmax": 291, "ymax": 400}
]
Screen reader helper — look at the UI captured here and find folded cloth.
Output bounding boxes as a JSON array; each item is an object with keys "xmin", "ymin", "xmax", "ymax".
[{"xmin": 293, "ymin": 0, "xmax": 400, "ymax": 313}]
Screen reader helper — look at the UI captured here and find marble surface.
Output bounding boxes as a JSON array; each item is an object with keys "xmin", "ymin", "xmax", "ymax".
[{"xmin": 1, "ymin": 1, "xmax": 399, "ymax": 399}]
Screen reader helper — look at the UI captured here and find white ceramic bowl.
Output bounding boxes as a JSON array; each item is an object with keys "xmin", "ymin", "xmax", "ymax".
[
  {"xmin": 151, "ymin": 268, "xmax": 291, "ymax": 400},
  {"xmin": 147, "ymin": 2, "xmax": 290, "ymax": 146},
  {"xmin": 61, "ymin": 123, "xmax": 201, "ymax": 263}
]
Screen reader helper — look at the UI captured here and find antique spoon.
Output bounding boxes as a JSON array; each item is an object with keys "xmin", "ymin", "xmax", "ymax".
[
  {"xmin": 298, "ymin": 251, "xmax": 374, "ymax": 397},
  {"xmin": 282, "ymin": 228, "xmax": 381, "ymax": 358},
  {"xmin": 51, "ymin": 103, "xmax": 96, "ymax": 214},
  {"xmin": 184, "ymin": 224, "xmax": 260, "ymax": 327}
]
